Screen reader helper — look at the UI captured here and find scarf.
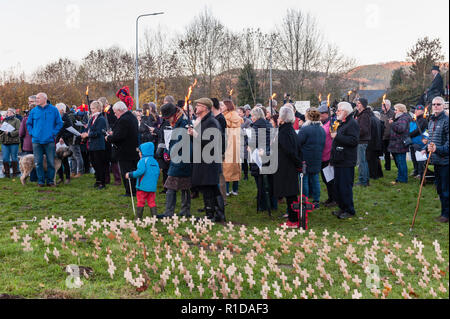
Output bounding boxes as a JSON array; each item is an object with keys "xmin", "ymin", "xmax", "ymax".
[{"xmin": 170, "ymin": 108, "xmax": 184, "ymax": 127}]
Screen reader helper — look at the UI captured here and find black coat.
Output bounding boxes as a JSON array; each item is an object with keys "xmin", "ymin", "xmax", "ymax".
[
  {"xmin": 273, "ymin": 123, "xmax": 301, "ymax": 198},
  {"xmin": 248, "ymin": 118, "xmax": 272, "ymax": 177},
  {"xmin": 56, "ymin": 113, "xmax": 74, "ymax": 145},
  {"xmin": 155, "ymin": 119, "xmax": 171, "ymax": 170},
  {"xmin": 354, "ymin": 108, "xmax": 371, "ymax": 144},
  {"xmin": 330, "ymin": 115, "xmax": 360, "ymax": 168},
  {"xmin": 368, "ymin": 111, "xmax": 383, "ymax": 155},
  {"xmin": 107, "ymin": 111, "xmax": 139, "ymax": 161},
  {"xmin": 215, "ymin": 113, "xmax": 226, "ymax": 156},
  {"xmin": 191, "ymin": 112, "xmax": 222, "ymax": 187},
  {"xmin": 427, "ymin": 73, "xmax": 444, "ymax": 103},
  {"xmin": 139, "ymin": 115, "xmax": 158, "ymax": 144}
]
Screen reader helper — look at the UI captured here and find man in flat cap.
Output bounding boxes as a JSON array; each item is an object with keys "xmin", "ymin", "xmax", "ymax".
[{"xmin": 187, "ymin": 98, "xmax": 225, "ymax": 222}]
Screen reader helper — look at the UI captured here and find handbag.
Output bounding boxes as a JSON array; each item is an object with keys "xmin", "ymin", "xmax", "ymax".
[{"xmin": 403, "ymin": 137, "xmax": 413, "ymax": 147}]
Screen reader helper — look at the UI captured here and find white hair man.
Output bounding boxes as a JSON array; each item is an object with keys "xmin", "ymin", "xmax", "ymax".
[
  {"xmin": 26, "ymin": 92, "xmax": 63, "ymax": 187},
  {"xmin": 426, "ymin": 96, "xmax": 449, "ymax": 223},
  {"xmin": 105, "ymin": 101, "xmax": 139, "ymax": 196},
  {"xmin": 329, "ymin": 102, "xmax": 360, "ymax": 220}
]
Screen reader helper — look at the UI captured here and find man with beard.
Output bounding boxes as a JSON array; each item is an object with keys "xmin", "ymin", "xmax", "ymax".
[{"xmin": 188, "ymin": 98, "xmax": 225, "ymax": 222}]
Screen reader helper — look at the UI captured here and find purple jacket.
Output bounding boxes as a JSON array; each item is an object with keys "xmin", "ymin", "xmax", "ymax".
[
  {"xmin": 387, "ymin": 113, "xmax": 410, "ymax": 154},
  {"xmin": 19, "ymin": 115, "xmax": 33, "ymax": 152}
]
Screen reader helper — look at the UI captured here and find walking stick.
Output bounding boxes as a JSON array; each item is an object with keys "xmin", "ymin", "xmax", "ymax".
[
  {"xmin": 299, "ymin": 173, "xmax": 304, "ymax": 229},
  {"xmin": 127, "ymin": 178, "xmax": 136, "ymax": 218},
  {"xmin": 0, "ymin": 216, "xmax": 37, "ymax": 224},
  {"xmin": 410, "ymin": 150, "xmax": 433, "ymax": 231}
]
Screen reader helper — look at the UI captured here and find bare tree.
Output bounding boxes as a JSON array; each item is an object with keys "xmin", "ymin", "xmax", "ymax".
[
  {"xmin": 32, "ymin": 58, "xmax": 78, "ymax": 84},
  {"xmin": 274, "ymin": 9, "xmax": 323, "ymax": 99}
]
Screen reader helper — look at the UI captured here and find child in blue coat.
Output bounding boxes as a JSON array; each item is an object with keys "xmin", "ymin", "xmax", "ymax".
[{"xmin": 125, "ymin": 142, "xmax": 160, "ymax": 219}]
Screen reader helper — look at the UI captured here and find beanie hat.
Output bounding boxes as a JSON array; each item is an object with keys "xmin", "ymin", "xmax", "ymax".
[
  {"xmin": 358, "ymin": 98, "xmax": 368, "ymax": 108},
  {"xmin": 318, "ymin": 101, "xmax": 329, "ymax": 113}
]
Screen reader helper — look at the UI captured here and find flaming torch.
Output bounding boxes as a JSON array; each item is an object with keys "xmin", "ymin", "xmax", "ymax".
[
  {"xmin": 270, "ymin": 93, "xmax": 277, "ymax": 117},
  {"xmin": 327, "ymin": 93, "xmax": 331, "ymax": 108},
  {"xmin": 318, "ymin": 93, "xmax": 322, "ymax": 105},
  {"xmin": 347, "ymin": 90, "xmax": 352, "ymax": 102},
  {"xmin": 184, "ymin": 80, "xmax": 196, "ymax": 125},
  {"xmin": 85, "ymin": 86, "xmax": 91, "ymax": 113},
  {"xmin": 229, "ymin": 89, "xmax": 233, "ymax": 100},
  {"xmin": 423, "ymin": 106, "xmax": 429, "ymax": 119}
]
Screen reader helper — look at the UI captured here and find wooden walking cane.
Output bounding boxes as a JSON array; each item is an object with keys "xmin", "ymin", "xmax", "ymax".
[{"xmin": 410, "ymin": 147, "xmax": 434, "ymax": 231}]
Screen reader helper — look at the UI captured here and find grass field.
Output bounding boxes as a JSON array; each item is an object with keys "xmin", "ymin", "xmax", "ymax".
[{"xmin": 0, "ymin": 162, "xmax": 448, "ymax": 299}]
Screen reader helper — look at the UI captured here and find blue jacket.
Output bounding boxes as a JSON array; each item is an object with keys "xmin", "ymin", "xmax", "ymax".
[
  {"xmin": 168, "ymin": 114, "xmax": 192, "ymax": 177},
  {"xmin": 26, "ymin": 104, "xmax": 63, "ymax": 144},
  {"xmin": 87, "ymin": 114, "xmax": 107, "ymax": 151},
  {"xmin": 297, "ymin": 121, "xmax": 326, "ymax": 174},
  {"xmin": 130, "ymin": 142, "xmax": 160, "ymax": 192}
]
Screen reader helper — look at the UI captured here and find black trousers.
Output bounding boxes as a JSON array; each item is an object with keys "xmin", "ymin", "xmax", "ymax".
[
  {"xmin": 286, "ymin": 196, "xmax": 297, "ymax": 223},
  {"xmin": 320, "ymin": 160, "xmax": 335, "ymax": 202},
  {"xmin": 334, "ymin": 166, "xmax": 356, "ymax": 215},
  {"xmin": 242, "ymin": 159, "xmax": 249, "ymax": 178},
  {"xmin": 367, "ymin": 149, "xmax": 383, "ymax": 179},
  {"xmin": 82, "ymin": 149, "xmax": 91, "ymax": 173},
  {"xmin": 90, "ymin": 150, "xmax": 107, "ymax": 186},
  {"xmin": 119, "ymin": 159, "xmax": 138, "ymax": 195},
  {"xmin": 382, "ymin": 140, "xmax": 391, "ymax": 170},
  {"xmin": 57, "ymin": 157, "xmax": 70, "ymax": 180}
]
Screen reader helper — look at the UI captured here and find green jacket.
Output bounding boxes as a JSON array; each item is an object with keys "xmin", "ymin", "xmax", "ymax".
[{"xmin": 0, "ymin": 116, "xmax": 21, "ymax": 145}]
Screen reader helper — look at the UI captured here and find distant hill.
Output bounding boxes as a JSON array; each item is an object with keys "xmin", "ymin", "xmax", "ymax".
[{"xmin": 346, "ymin": 61, "xmax": 413, "ymax": 90}]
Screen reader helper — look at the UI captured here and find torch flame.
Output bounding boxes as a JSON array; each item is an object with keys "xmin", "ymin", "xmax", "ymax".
[
  {"xmin": 413, "ymin": 114, "xmax": 416, "ymax": 121},
  {"xmin": 327, "ymin": 93, "xmax": 331, "ymax": 107},
  {"xmin": 184, "ymin": 86, "xmax": 193, "ymax": 109},
  {"xmin": 382, "ymin": 94, "xmax": 386, "ymax": 102},
  {"xmin": 192, "ymin": 78, "xmax": 198, "ymax": 88},
  {"xmin": 347, "ymin": 90, "xmax": 352, "ymax": 96},
  {"xmin": 423, "ymin": 107, "xmax": 429, "ymax": 118},
  {"xmin": 229, "ymin": 89, "xmax": 233, "ymax": 96},
  {"xmin": 318, "ymin": 93, "xmax": 322, "ymax": 102},
  {"xmin": 331, "ymin": 121, "xmax": 340, "ymax": 133},
  {"xmin": 85, "ymin": 86, "xmax": 89, "ymax": 96},
  {"xmin": 271, "ymin": 93, "xmax": 277, "ymax": 100}
]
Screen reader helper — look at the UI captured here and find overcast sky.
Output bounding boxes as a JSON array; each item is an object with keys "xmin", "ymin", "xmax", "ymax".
[{"xmin": 1, "ymin": 0, "xmax": 448, "ymax": 76}]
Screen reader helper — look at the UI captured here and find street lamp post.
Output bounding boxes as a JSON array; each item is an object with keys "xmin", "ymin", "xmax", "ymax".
[
  {"xmin": 135, "ymin": 12, "xmax": 164, "ymax": 110},
  {"xmin": 265, "ymin": 47, "xmax": 273, "ymax": 115}
]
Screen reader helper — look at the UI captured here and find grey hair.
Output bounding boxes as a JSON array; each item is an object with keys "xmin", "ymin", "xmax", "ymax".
[
  {"xmin": 113, "ymin": 101, "xmax": 128, "ymax": 112},
  {"xmin": 28, "ymin": 95, "xmax": 36, "ymax": 101},
  {"xmin": 337, "ymin": 102, "xmax": 353, "ymax": 116},
  {"xmin": 373, "ymin": 111, "xmax": 381, "ymax": 120},
  {"xmin": 279, "ymin": 106, "xmax": 295, "ymax": 124},
  {"xmin": 432, "ymin": 96, "xmax": 445, "ymax": 105},
  {"xmin": 163, "ymin": 95, "xmax": 175, "ymax": 104},
  {"xmin": 271, "ymin": 99, "xmax": 278, "ymax": 108},
  {"xmin": 55, "ymin": 103, "xmax": 67, "ymax": 113},
  {"xmin": 37, "ymin": 92, "xmax": 48, "ymax": 100},
  {"xmin": 98, "ymin": 97, "xmax": 108, "ymax": 107},
  {"xmin": 384, "ymin": 99, "xmax": 391, "ymax": 108},
  {"xmin": 250, "ymin": 107, "xmax": 265, "ymax": 120}
]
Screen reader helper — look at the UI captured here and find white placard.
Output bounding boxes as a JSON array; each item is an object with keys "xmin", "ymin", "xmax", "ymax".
[
  {"xmin": 164, "ymin": 129, "xmax": 172, "ymax": 150},
  {"xmin": 0, "ymin": 122, "xmax": 15, "ymax": 133},
  {"xmin": 245, "ymin": 128, "xmax": 252, "ymax": 139},
  {"xmin": 75, "ymin": 120, "xmax": 84, "ymax": 127},
  {"xmin": 415, "ymin": 151, "xmax": 427, "ymax": 161},
  {"xmin": 322, "ymin": 165, "xmax": 335, "ymax": 183},
  {"xmin": 251, "ymin": 149, "xmax": 263, "ymax": 169},
  {"xmin": 294, "ymin": 101, "xmax": 310, "ymax": 114},
  {"xmin": 66, "ymin": 126, "xmax": 81, "ymax": 136},
  {"xmin": 56, "ymin": 141, "xmax": 67, "ymax": 150}
]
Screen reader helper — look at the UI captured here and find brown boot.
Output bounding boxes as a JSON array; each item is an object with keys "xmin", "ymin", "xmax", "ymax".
[
  {"xmin": 3, "ymin": 162, "xmax": 11, "ymax": 178},
  {"xmin": 11, "ymin": 161, "xmax": 19, "ymax": 177}
]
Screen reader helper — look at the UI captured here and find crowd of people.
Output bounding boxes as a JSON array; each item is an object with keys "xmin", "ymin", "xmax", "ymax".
[{"xmin": 1, "ymin": 67, "xmax": 448, "ymax": 227}]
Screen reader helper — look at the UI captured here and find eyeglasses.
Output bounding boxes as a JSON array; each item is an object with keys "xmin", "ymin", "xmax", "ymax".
[{"xmin": 432, "ymin": 103, "xmax": 442, "ymax": 106}]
